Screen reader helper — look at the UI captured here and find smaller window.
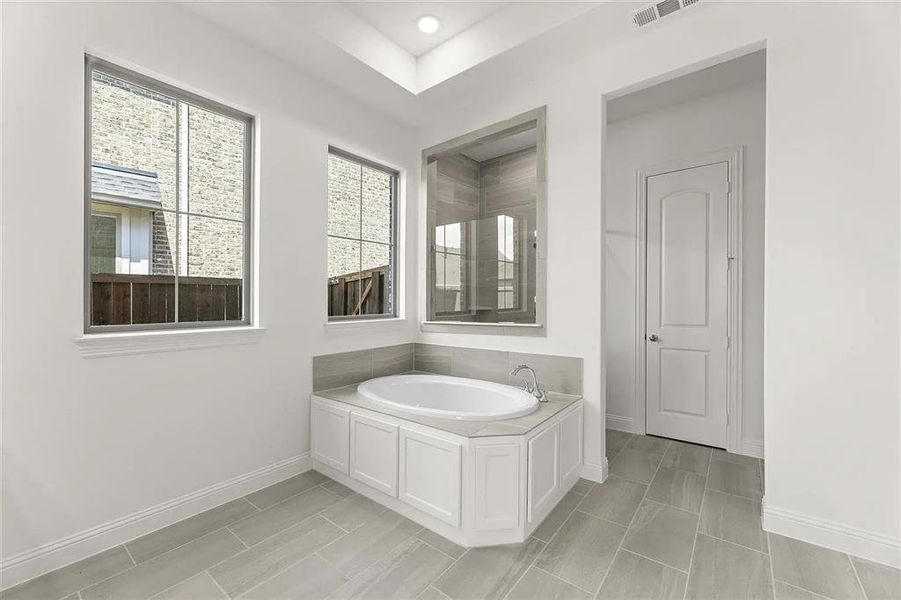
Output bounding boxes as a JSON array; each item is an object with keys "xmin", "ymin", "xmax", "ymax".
[{"xmin": 327, "ymin": 148, "xmax": 399, "ymax": 320}]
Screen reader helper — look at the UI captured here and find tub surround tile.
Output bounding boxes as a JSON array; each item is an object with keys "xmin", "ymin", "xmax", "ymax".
[
  {"xmin": 576, "ymin": 475, "xmax": 646, "ymax": 526},
  {"xmin": 685, "ymin": 534, "xmax": 773, "ymax": 599},
  {"xmin": 646, "ymin": 467, "xmax": 706, "ymax": 513},
  {"xmin": 621, "ymin": 500, "xmax": 698, "ymax": 572},
  {"xmin": 371, "ymin": 343, "xmax": 415, "ymax": 378},
  {"xmin": 505, "ymin": 566, "xmax": 592, "ymax": 599},
  {"xmin": 534, "ymin": 511, "xmax": 625, "ymax": 592},
  {"xmin": 451, "ymin": 347, "xmax": 509, "ymax": 383},
  {"xmin": 507, "ymin": 352, "xmax": 583, "ymax": 395},
  {"xmin": 81, "ymin": 529, "xmax": 244, "ymax": 600},
  {"xmin": 313, "ymin": 349, "xmax": 373, "ymax": 391},
  {"xmin": 209, "ymin": 515, "xmax": 343, "ymax": 597},
  {"xmin": 769, "ymin": 533, "xmax": 865, "ymax": 599},
  {"xmin": 413, "ymin": 344, "xmax": 453, "ymax": 375},
  {"xmin": 850, "ymin": 556, "xmax": 901, "ymax": 600},
  {"xmin": 1, "ymin": 546, "xmax": 134, "ymax": 600},
  {"xmin": 434, "ymin": 538, "xmax": 544, "ymax": 600},
  {"xmin": 596, "ymin": 550, "xmax": 687, "ymax": 599},
  {"xmin": 698, "ymin": 489, "xmax": 767, "ymax": 553}
]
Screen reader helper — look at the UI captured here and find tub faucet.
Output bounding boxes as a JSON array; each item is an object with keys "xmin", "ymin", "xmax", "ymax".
[{"xmin": 511, "ymin": 364, "xmax": 547, "ymax": 403}]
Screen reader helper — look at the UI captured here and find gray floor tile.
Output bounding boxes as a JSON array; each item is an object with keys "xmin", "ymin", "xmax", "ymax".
[
  {"xmin": 330, "ymin": 537, "xmax": 453, "ymax": 599},
  {"xmin": 571, "ymin": 478, "xmax": 594, "ymax": 496},
  {"xmin": 1, "ymin": 546, "xmax": 134, "ymax": 600},
  {"xmin": 707, "ymin": 459, "xmax": 762, "ymax": 500},
  {"xmin": 534, "ymin": 511, "xmax": 625, "ymax": 592},
  {"xmin": 621, "ymin": 500, "xmax": 698, "ymax": 571},
  {"xmin": 150, "ymin": 572, "xmax": 227, "ymax": 600},
  {"xmin": 596, "ymin": 550, "xmax": 687, "ymax": 599},
  {"xmin": 685, "ymin": 534, "xmax": 773, "ymax": 599},
  {"xmin": 244, "ymin": 470, "xmax": 328, "ymax": 510},
  {"xmin": 417, "ymin": 586, "xmax": 452, "ymax": 600},
  {"xmin": 321, "ymin": 493, "xmax": 386, "ymax": 531},
  {"xmin": 81, "ymin": 529, "xmax": 244, "ymax": 600},
  {"xmin": 532, "ymin": 489, "xmax": 584, "ymax": 542},
  {"xmin": 318, "ymin": 511, "xmax": 421, "ymax": 577},
  {"xmin": 433, "ymin": 538, "xmax": 544, "ymax": 600},
  {"xmin": 505, "ymin": 566, "xmax": 591, "ymax": 599},
  {"xmin": 229, "ymin": 485, "xmax": 338, "ymax": 546},
  {"xmin": 241, "ymin": 554, "xmax": 346, "ymax": 599},
  {"xmin": 769, "ymin": 533, "xmax": 864, "ymax": 599},
  {"xmin": 321, "ymin": 479, "xmax": 354, "ymax": 498},
  {"xmin": 605, "ymin": 430, "xmax": 632, "ymax": 459},
  {"xmin": 711, "ymin": 449, "xmax": 759, "ymax": 467},
  {"xmin": 774, "ymin": 580, "xmax": 829, "ymax": 599},
  {"xmin": 626, "ymin": 435, "xmax": 670, "ymax": 455},
  {"xmin": 575, "ymin": 475, "xmax": 646, "ymax": 526},
  {"xmin": 851, "ymin": 556, "xmax": 901, "ymax": 600},
  {"xmin": 416, "ymin": 528, "xmax": 466, "ymax": 559},
  {"xmin": 647, "ymin": 467, "xmax": 706, "ymax": 513},
  {"xmin": 127, "ymin": 499, "xmax": 257, "ymax": 564},
  {"xmin": 660, "ymin": 441, "xmax": 711, "ymax": 475},
  {"xmin": 210, "ymin": 515, "xmax": 343, "ymax": 597},
  {"xmin": 699, "ymin": 489, "xmax": 767, "ymax": 553},
  {"xmin": 609, "ymin": 449, "xmax": 662, "ymax": 484}
]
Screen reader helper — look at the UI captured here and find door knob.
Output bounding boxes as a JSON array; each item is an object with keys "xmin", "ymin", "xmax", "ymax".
[{"xmin": 648, "ymin": 333, "xmax": 659, "ymax": 342}]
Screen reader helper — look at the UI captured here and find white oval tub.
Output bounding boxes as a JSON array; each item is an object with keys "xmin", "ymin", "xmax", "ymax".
[{"xmin": 357, "ymin": 374, "xmax": 538, "ymax": 421}]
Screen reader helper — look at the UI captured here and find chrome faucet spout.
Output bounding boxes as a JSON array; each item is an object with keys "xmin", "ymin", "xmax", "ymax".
[{"xmin": 510, "ymin": 364, "xmax": 547, "ymax": 403}]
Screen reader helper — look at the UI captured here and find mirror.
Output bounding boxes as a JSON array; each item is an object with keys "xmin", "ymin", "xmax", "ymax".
[{"xmin": 423, "ymin": 108, "xmax": 546, "ymax": 327}]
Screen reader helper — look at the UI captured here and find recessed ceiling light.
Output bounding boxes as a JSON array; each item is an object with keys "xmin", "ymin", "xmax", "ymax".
[{"xmin": 417, "ymin": 15, "xmax": 440, "ymax": 34}]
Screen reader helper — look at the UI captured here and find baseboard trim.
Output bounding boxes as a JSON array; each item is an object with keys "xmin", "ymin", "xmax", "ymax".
[
  {"xmin": 763, "ymin": 498, "xmax": 901, "ymax": 569},
  {"xmin": 581, "ymin": 458, "xmax": 608, "ymax": 483},
  {"xmin": 0, "ymin": 453, "xmax": 310, "ymax": 590},
  {"xmin": 742, "ymin": 439, "xmax": 764, "ymax": 458},
  {"xmin": 605, "ymin": 415, "xmax": 634, "ymax": 433}
]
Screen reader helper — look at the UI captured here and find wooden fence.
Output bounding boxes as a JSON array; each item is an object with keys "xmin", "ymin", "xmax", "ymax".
[
  {"xmin": 328, "ymin": 266, "xmax": 388, "ymax": 317},
  {"xmin": 91, "ymin": 273, "xmax": 242, "ymax": 326}
]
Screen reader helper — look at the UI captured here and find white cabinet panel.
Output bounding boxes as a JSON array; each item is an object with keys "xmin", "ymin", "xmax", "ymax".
[
  {"xmin": 399, "ymin": 429, "xmax": 461, "ymax": 526},
  {"xmin": 559, "ymin": 408, "xmax": 583, "ymax": 488},
  {"xmin": 527, "ymin": 424, "xmax": 559, "ymax": 522},
  {"xmin": 311, "ymin": 399, "xmax": 349, "ymax": 474},
  {"xmin": 473, "ymin": 443, "xmax": 520, "ymax": 531},
  {"xmin": 350, "ymin": 413, "xmax": 398, "ymax": 497}
]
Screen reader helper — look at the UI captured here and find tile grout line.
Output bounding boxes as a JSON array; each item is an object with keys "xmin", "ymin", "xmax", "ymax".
[
  {"xmin": 619, "ymin": 546, "xmax": 690, "ymax": 575},
  {"xmin": 226, "ymin": 525, "xmax": 250, "ymax": 549},
  {"xmin": 122, "ymin": 544, "xmax": 137, "ymax": 567},
  {"xmin": 681, "ymin": 442, "xmax": 714, "ymax": 600},
  {"xmin": 422, "ymin": 546, "xmax": 469, "ymax": 597},
  {"xmin": 595, "ymin": 438, "xmax": 672, "ymax": 596},
  {"xmin": 531, "ymin": 563, "xmax": 597, "ymax": 596},
  {"xmin": 847, "ymin": 553, "xmax": 870, "ymax": 600},
  {"xmin": 318, "ymin": 513, "xmax": 351, "ymax": 534},
  {"xmin": 206, "ymin": 570, "xmax": 231, "ymax": 599},
  {"xmin": 766, "ymin": 532, "xmax": 778, "ymax": 599}
]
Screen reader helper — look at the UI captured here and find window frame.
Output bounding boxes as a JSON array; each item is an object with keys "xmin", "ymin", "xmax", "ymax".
[
  {"xmin": 326, "ymin": 146, "xmax": 400, "ymax": 322},
  {"xmin": 84, "ymin": 55, "xmax": 254, "ymax": 333}
]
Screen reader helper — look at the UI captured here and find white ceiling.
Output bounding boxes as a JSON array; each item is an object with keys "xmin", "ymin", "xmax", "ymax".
[{"xmin": 343, "ymin": 2, "xmax": 508, "ymax": 57}]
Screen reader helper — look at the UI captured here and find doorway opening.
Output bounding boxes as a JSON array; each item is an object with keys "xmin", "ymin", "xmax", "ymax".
[{"xmin": 603, "ymin": 49, "xmax": 766, "ymax": 457}]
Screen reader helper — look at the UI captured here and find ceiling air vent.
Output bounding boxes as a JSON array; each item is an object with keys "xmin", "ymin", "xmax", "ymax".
[{"xmin": 632, "ymin": 0, "xmax": 701, "ymax": 28}]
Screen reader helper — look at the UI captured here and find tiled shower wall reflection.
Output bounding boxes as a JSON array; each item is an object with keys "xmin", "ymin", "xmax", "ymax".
[{"xmin": 313, "ymin": 343, "xmax": 582, "ymax": 395}]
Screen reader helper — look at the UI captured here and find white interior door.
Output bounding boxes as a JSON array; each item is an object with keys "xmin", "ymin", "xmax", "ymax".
[{"xmin": 645, "ymin": 162, "xmax": 729, "ymax": 448}]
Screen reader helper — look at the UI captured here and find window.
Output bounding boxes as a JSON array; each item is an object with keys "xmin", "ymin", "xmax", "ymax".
[
  {"xmin": 497, "ymin": 215, "xmax": 518, "ymax": 310},
  {"xmin": 85, "ymin": 56, "xmax": 253, "ymax": 331},
  {"xmin": 327, "ymin": 148, "xmax": 398, "ymax": 320}
]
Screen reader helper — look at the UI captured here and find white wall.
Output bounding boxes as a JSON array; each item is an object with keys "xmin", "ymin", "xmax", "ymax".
[
  {"xmin": 1, "ymin": 1, "xmax": 418, "ymax": 583},
  {"xmin": 605, "ymin": 79, "xmax": 766, "ymax": 454},
  {"xmin": 416, "ymin": 1, "xmax": 899, "ymax": 566}
]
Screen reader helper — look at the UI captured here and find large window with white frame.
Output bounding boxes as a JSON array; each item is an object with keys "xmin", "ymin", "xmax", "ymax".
[
  {"xmin": 327, "ymin": 147, "xmax": 398, "ymax": 320},
  {"xmin": 85, "ymin": 56, "xmax": 253, "ymax": 331}
]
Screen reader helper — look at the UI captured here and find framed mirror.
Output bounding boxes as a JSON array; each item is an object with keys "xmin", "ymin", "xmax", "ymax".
[{"xmin": 422, "ymin": 107, "xmax": 546, "ymax": 331}]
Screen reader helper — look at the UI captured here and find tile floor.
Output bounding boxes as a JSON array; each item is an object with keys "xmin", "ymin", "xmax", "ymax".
[{"xmin": 4, "ymin": 432, "xmax": 899, "ymax": 600}]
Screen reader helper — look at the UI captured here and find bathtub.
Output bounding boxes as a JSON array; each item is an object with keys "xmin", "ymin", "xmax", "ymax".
[{"xmin": 357, "ymin": 374, "xmax": 538, "ymax": 421}]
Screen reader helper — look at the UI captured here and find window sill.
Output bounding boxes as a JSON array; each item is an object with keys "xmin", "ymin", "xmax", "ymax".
[
  {"xmin": 324, "ymin": 317, "xmax": 408, "ymax": 335},
  {"xmin": 420, "ymin": 321, "xmax": 545, "ymax": 336},
  {"xmin": 74, "ymin": 326, "xmax": 265, "ymax": 358}
]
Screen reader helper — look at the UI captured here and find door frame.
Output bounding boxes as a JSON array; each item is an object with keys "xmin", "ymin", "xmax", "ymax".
[{"xmin": 634, "ymin": 147, "xmax": 744, "ymax": 454}]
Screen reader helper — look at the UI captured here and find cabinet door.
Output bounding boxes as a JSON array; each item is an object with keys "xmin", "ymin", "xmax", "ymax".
[
  {"xmin": 399, "ymin": 429, "xmax": 461, "ymax": 526},
  {"xmin": 527, "ymin": 424, "xmax": 559, "ymax": 522},
  {"xmin": 473, "ymin": 443, "xmax": 521, "ymax": 531},
  {"xmin": 559, "ymin": 408, "xmax": 583, "ymax": 488},
  {"xmin": 350, "ymin": 413, "xmax": 398, "ymax": 497},
  {"xmin": 311, "ymin": 399, "xmax": 349, "ymax": 474}
]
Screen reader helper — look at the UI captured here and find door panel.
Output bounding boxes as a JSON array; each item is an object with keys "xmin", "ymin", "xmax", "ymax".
[{"xmin": 646, "ymin": 162, "xmax": 728, "ymax": 448}]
